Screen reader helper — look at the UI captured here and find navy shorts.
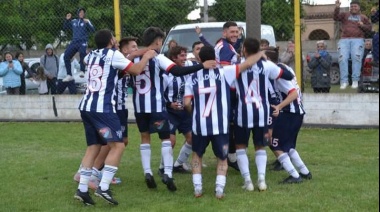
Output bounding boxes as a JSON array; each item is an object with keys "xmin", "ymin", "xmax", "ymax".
[
  {"xmin": 135, "ymin": 112, "xmax": 170, "ymax": 139},
  {"xmin": 192, "ymin": 133, "xmax": 229, "ymax": 160},
  {"xmin": 234, "ymin": 125, "xmax": 269, "ymax": 147},
  {"xmin": 80, "ymin": 111, "xmax": 123, "ymax": 146},
  {"xmin": 116, "ymin": 109, "xmax": 128, "ymax": 138},
  {"xmin": 167, "ymin": 109, "xmax": 192, "ymax": 135},
  {"xmin": 270, "ymin": 112, "xmax": 304, "ymax": 152},
  {"xmin": 268, "ymin": 115, "xmax": 277, "ymax": 129}
]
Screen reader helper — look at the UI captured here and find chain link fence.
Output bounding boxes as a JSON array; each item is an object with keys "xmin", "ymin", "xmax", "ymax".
[{"xmin": 0, "ymin": 0, "xmax": 378, "ymax": 95}]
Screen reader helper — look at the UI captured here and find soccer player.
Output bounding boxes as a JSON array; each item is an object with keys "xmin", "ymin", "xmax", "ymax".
[
  {"xmin": 62, "ymin": 8, "xmax": 95, "ymax": 82},
  {"xmin": 131, "ymin": 27, "xmax": 216, "ymax": 192},
  {"xmin": 214, "ymin": 21, "xmax": 241, "ymax": 171},
  {"xmin": 184, "ymin": 45, "xmax": 265, "ymax": 199},
  {"xmin": 233, "ymin": 38, "xmax": 294, "ymax": 192},
  {"xmin": 265, "ymin": 47, "xmax": 312, "ymax": 184},
  {"xmin": 74, "ymin": 29, "xmax": 156, "ymax": 206},
  {"xmin": 189, "ymin": 41, "xmax": 204, "ymax": 64}
]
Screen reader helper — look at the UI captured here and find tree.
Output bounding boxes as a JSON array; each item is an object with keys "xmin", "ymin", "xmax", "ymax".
[{"xmin": 209, "ymin": 0, "xmax": 305, "ymax": 41}]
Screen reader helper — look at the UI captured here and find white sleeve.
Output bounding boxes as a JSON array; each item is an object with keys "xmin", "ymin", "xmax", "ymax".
[
  {"xmin": 112, "ymin": 50, "xmax": 133, "ymax": 71},
  {"xmin": 184, "ymin": 76, "xmax": 194, "ymax": 97},
  {"xmin": 156, "ymin": 54, "xmax": 175, "ymax": 72},
  {"xmin": 276, "ymin": 78, "xmax": 296, "ymax": 94},
  {"xmin": 222, "ymin": 65, "xmax": 238, "ymax": 86},
  {"xmin": 264, "ymin": 61, "xmax": 282, "ymax": 80}
]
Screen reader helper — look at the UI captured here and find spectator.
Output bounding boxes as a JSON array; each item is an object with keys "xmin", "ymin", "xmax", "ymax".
[
  {"xmin": 333, "ymin": 0, "xmax": 372, "ymax": 89},
  {"xmin": 15, "ymin": 52, "xmax": 30, "ymax": 95},
  {"xmin": 31, "ymin": 66, "xmax": 48, "ymax": 95},
  {"xmin": 164, "ymin": 39, "xmax": 178, "ymax": 57},
  {"xmin": 57, "ymin": 53, "xmax": 79, "ymax": 94},
  {"xmin": 0, "ymin": 52, "xmax": 23, "ymax": 95},
  {"xmin": 307, "ymin": 40, "xmax": 332, "ymax": 93},
  {"xmin": 279, "ymin": 39, "xmax": 295, "ymax": 71},
  {"xmin": 260, "ymin": 39, "xmax": 270, "ymax": 50},
  {"xmin": 371, "ymin": 6, "xmax": 379, "ymax": 66},
  {"xmin": 40, "ymin": 43, "xmax": 59, "ymax": 94}
]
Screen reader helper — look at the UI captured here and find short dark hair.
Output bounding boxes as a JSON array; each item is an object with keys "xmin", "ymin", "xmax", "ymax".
[
  {"xmin": 15, "ymin": 52, "xmax": 24, "ymax": 59},
  {"xmin": 223, "ymin": 21, "xmax": 238, "ymax": 30},
  {"xmin": 192, "ymin": 41, "xmax": 203, "ymax": 50},
  {"xmin": 119, "ymin": 37, "xmax": 138, "ymax": 48},
  {"xmin": 243, "ymin": 37, "xmax": 260, "ymax": 56},
  {"xmin": 142, "ymin": 27, "xmax": 165, "ymax": 46},
  {"xmin": 199, "ymin": 46, "xmax": 215, "ymax": 63},
  {"xmin": 168, "ymin": 46, "xmax": 187, "ymax": 61},
  {"xmin": 260, "ymin": 39, "xmax": 269, "ymax": 46},
  {"xmin": 264, "ymin": 46, "xmax": 280, "ymax": 62},
  {"xmin": 94, "ymin": 29, "xmax": 113, "ymax": 49},
  {"xmin": 350, "ymin": 1, "xmax": 360, "ymax": 6}
]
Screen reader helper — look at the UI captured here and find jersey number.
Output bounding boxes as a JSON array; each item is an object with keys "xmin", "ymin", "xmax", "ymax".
[
  {"xmin": 245, "ymin": 79, "xmax": 262, "ymax": 109},
  {"xmin": 88, "ymin": 65, "xmax": 103, "ymax": 92},
  {"xmin": 199, "ymin": 86, "xmax": 216, "ymax": 117},
  {"xmin": 135, "ymin": 72, "xmax": 151, "ymax": 94}
]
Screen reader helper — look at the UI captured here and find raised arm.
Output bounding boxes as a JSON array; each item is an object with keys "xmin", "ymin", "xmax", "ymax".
[
  {"xmin": 195, "ymin": 26, "xmax": 213, "ymax": 47},
  {"xmin": 63, "ymin": 13, "xmax": 72, "ymax": 31},
  {"xmin": 333, "ymin": 0, "xmax": 344, "ymax": 21}
]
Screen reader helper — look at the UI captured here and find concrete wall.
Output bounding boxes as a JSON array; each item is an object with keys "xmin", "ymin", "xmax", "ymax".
[{"xmin": 0, "ymin": 93, "xmax": 378, "ymax": 127}]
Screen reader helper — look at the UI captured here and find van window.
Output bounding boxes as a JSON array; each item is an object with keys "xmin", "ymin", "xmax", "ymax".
[{"xmin": 162, "ymin": 27, "xmax": 223, "ymax": 54}]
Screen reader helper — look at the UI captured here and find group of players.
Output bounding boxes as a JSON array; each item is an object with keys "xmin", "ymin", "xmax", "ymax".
[{"xmin": 72, "ymin": 21, "xmax": 312, "ymax": 206}]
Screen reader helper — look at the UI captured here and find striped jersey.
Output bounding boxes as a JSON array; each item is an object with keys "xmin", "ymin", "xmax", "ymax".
[
  {"xmin": 131, "ymin": 54, "xmax": 175, "ymax": 113},
  {"xmin": 115, "ymin": 74, "xmax": 130, "ymax": 111},
  {"xmin": 274, "ymin": 63, "xmax": 305, "ymax": 114},
  {"xmin": 79, "ymin": 48, "xmax": 133, "ymax": 113},
  {"xmin": 184, "ymin": 65, "xmax": 239, "ymax": 136},
  {"xmin": 215, "ymin": 38, "xmax": 239, "ymax": 66},
  {"xmin": 234, "ymin": 59, "xmax": 284, "ymax": 128}
]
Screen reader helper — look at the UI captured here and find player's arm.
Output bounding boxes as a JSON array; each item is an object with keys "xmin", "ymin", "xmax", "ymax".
[
  {"xmin": 271, "ymin": 88, "xmax": 298, "ymax": 117},
  {"xmin": 126, "ymin": 48, "xmax": 149, "ymax": 61},
  {"xmin": 183, "ymin": 77, "xmax": 193, "ymax": 114},
  {"xmin": 120, "ymin": 50, "xmax": 156, "ymax": 76},
  {"xmin": 63, "ymin": 13, "xmax": 72, "ymax": 30},
  {"xmin": 236, "ymin": 51, "xmax": 266, "ymax": 73},
  {"xmin": 160, "ymin": 54, "xmax": 216, "ymax": 76},
  {"xmin": 184, "ymin": 96, "xmax": 192, "ymax": 114},
  {"xmin": 275, "ymin": 63, "xmax": 295, "ymax": 80}
]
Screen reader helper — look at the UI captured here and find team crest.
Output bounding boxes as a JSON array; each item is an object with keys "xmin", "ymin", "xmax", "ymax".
[
  {"xmin": 154, "ymin": 120, "xmax": 165, "ymax": 130},
  {"xmin": 99, "ymin": 127, "xmax": 113, "ymax": 139}
]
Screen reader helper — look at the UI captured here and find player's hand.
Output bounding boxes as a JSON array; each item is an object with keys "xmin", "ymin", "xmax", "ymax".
[
  {"xmin": 142, "ymin": 50, "xmax": 157, "ymax": 60},
  {"xmin": 335, "ymin": 0, "xmax": 340, "ymax": 8},
  {"xmin": 202, "ymin": 60, "xmax": 217, "ymax": 69},
  {"xmin": 66, "ymin": 13, "xmax": 72, "ymax": 20},
  {"xmin": 172, "ymin": 102, "xmax": 184, "ymax": 110},
  {"xmin": 271, "ymin": 105, "xmax": 280, "ymax": 117},
  {"xmin": 195, "ymin": 26, "xmax": 201, "ymax": 35},
  {"xmin": 83, "ymin": 19, "xmax": 89, "ymax": 23}
]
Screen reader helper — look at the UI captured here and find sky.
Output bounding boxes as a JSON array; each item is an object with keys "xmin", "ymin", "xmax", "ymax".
[{"xmin": 188, "ymin": 0, "xmax": 350, "ymax": 20}]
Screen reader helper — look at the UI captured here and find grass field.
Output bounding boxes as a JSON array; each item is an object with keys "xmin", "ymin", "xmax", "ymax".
[{"xmin": 0, "ymin": 122, "xmax": 378, "ymax": 212}]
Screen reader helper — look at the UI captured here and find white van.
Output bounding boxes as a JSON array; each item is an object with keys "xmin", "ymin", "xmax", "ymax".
[{"xmin": 160, "ymin": 22, "xmax": 276, "ymax": 58}]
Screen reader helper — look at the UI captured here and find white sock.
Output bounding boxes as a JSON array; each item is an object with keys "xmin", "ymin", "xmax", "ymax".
[
  {"xmin": 159, "ymin": 157, "xmax": 164, "ymax": 169},
  {"xmin": 77, "ymin": 164, "xmax": 83, "ymax": 173},
  {"xmin": 78, "ymin": 167, "xmax": 92, "ymax": 192},
  {"xmin": 215, "ymin": 175, "xmax": 226, "ymax": 193},
  {"xmin": 255, "ymin": 149, "xmax": 267, "ymax": 180},
  {"xmin": 228, "ymin": 153, "xmax": 237, "ymax": 163},
  {"xmin": 91, "ymin": 167, "xmax": 101, "ymax": 180},
  {"xmin": 174, "ymin": 142, "xmax": 192, "ymax": 167},
  {"xmin": 140, "ymin": 144, "xmax": 152, "ymax": 175},
  {"xmin": 99, "ymin": 165, "xmax": 118, "ymax": 191},
  {"xmin": 193, "ymin": 173, "xmax": 202, "ymax": 189},
  {"xmin": 289, "ymin": 148, "xmax": 310, "ymax": 175},
  {"xmin": 278, "ymin": 153, "xmax": 300, "ymax": 178},
  {"xmin": 162, "ymin": 140, "xmax": 173, "ymax": 178},
  {"xmin": 236, "ymin": 149, "xmax": 251, "ymax": 182}
]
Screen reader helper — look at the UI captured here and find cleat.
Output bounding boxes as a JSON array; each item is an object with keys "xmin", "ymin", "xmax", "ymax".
[
  {"xmin": 74, "ymin": 173, "xmax": 80, "ymax": 182},
  {"xmin": 241, "ymin": 180, "xmax": 254, "ymax": 191},
  {"xmin": 74, "ymin": 189, "xmax": 95, "ymax": 206},
  {"xmin": 281, "ymin": 176, "xmax": 303, "ymax": 184},
  {"xmin": 215, "ymin": 190, "xmax": 225, "ymax": 199},
  {"xmin": 194, "ymin": 188, "xmax": 203, "ymax": 198},
  {"xmin": 145, "ymin": 173, "xmax": 157, "ymax": 189},
  {"xmin": 270, "ymin": 160, "xmax": 283, "ymax": 171},
  {"xmin": 162, "ymin": 174, "xmax": 177, "ymax": 192},
  {"xmin": 299, "ymin": 172, "xmax": 312, "ymax": 180},
  {"xmin": 95, "ymin": 187, "xmax": 118, "ymax": 205},
  {"xmin": 257, "ymin": 179, "xmax": 267, "ymax": 191},
  {"xmin": 157, "ymin": 168, "xmax": 164, "ymax": 178},
  {"xmin": 62, "ymin": 75, "xmax": 74, "ymax": 82},
  {"xmin": 173, "ymin": 165, "xmax": 191, "ymax": 173},
  {"xmin": 227, "ymin": 158, "xmax": 240, "ymax": 171}
]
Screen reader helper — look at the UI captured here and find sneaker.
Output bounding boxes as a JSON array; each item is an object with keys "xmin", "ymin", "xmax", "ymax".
[
  {"xmin": 79, "ymin": 71, "xmax": 85, "ymax": 78},
  {"xmin": 173, "ymin": 165, "xmax": 191, "ymax": 173},
  {"xmin": 352, "ymin": 81, "xmax": 358, "ymax": 89},
  {"xmin": 194, "ymin": 187, "xmax": 203, "ymax": 198},
  {"xmin": 241, "ymin": 180, "xmax": 254, "ymax": 191},
  {"xmin": 227, "ymin": 158, "xmax": 240, "ymax": 171},
  {"xmin": 145, "ymin": 173, "xmax": 157, "ymax": 189},
  {"xmin": 73, "ymin": 173, "xmax": 80, "ymax": 182},
  {"xmin": 162, "ymin": 174, "xmax": 177, "ymax": 192},
  {"xmin": 74, "ymin": 189, "xmax": 95, "ymax": 206},
  {"xmin": 257, "ymin": 179, "xmax": 267, "ymax": 191},
  {"xmin": 281, "ymin": 176, "xmax": 303, "ymax": 184},
  {"xmin": 95, "ymin": 187, "xmax": 118, "ymax": 205},
  {"xmin": 62, "ymin": 75, "xmax": 74, "ymax": 82},
  {"xmin": 157, "ymin": 168, "xmax": 164, "ymax": 178},
  {"xmin": 340, "ymin": 82, "xmax": 348, "ymax": 89},
  {"xmin": 270, "ymin": 160, "xmax": 283, "ymax": 171},
  {"xmin": 215, "ymin": 190, "xmax": 225, "ymax": 199},
  {"xmin": 299, "ymin": 172, "xmax": 312, "ymax": 180}
]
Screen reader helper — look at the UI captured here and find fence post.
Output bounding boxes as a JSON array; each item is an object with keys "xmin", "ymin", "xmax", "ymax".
[
  {"xmin": 294, "ymin": 0, "xmax": 303, "ymax": 90},
  {"xmin": 114, "ymin": 0, "xmax": 121, "ymax": 41},
  {"xmin": 246, "ymin": 0, "xmax": 261, "ymax": 40}
]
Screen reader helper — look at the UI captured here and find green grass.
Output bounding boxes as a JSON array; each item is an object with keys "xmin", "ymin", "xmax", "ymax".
[{"xmin": 0, "ymin": 122, "xmax": 378, "ymax": 212}]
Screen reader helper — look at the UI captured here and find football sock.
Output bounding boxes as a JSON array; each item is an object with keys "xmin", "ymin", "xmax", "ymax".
[
  {"xmin": 91, "ymin": 167, "xmax": 101, "ymax": 180},
  {"xmin": 159, "ymin": 157, "xmax": 164, "ymax": 169},
  {"xmin": 278, "ymin": 153, "xmax": 300, "ymax": 178},
  {"xmin": 255, "ymin": 149, "xmax": 267, "ymax": 180},
  {"xmin": 99, "ymin": 165, "xmax": 118, "ymax": 191},
  {"xmin": 215, "ymin": 175, "xmax": 226, "ymax": 193},
  {"xmin": 236, "ymin": 149, "xmax": 251, "ymax": 182},
  {"xmin": 289, "ymin": 148, "xmax": 310, "ymax": 175},
  {"xmin": 162, "ymin": 140, "xmax": 173, "ymax": 178},
  {"xmin": 228, "ymin": 153, "xmax": 237, "ymax": 163},
  {"xmin": 174, "ymin": 142, "xmax": 192, "ymax": 167},
  {"xmin": 193, "ymin": 174, "xmax": 202, "ymax": 189},
  {"xmin": 78, "ymin": 167, "xmax": 92, "ymax": 192},
  {"xmin": 140, "ymin": 144, "xmax": 152, "ymax": 175}
]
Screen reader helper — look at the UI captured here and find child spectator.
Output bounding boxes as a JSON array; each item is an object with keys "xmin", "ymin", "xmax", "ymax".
[{"xmin": 32, "ymin": 67, "xmax": 48, "ymax": 95}]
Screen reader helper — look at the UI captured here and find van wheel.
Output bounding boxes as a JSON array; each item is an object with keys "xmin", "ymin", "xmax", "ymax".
[{"xmin": 330, "ymin": 66, "xmax": 340, "ymax": 85}]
